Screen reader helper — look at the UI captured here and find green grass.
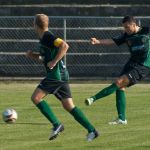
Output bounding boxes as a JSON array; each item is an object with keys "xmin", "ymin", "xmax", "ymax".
[{"xmin": 0, "ymin": 82, "xmax": 150, "ymax": 150}]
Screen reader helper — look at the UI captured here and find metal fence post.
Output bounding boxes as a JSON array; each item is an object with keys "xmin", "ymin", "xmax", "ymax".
[{"xmin": 63, "ymin": 18, "xmax": 67, "ymax": 66}]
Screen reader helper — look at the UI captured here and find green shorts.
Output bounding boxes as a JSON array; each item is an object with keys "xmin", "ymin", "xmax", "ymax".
[{"xmin": 37, "ymin": 78, "xmax": 72, "ymax": 100}]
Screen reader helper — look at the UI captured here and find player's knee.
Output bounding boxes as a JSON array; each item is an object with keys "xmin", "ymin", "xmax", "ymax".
[
  {"xmin": 63, "ymin": 103, "xmax": 73, "ymax": 112},
  {"xmin": 31, "ymin": 95, "xmax": 40, "ymax": 104},
  {"xmin": 63, "ymin": 105, "xmax": 70, "ymax": 112},
  {"xmin": 120, "ymin": 87, "xmax": 125, "ymax": 91},
  {"xmin": 61, "ymin": 98, "xmax": 75, "ymax": 112},
  {"xmin": 115, "ymin": 79, "xmax": 123, "ymax": 88}
]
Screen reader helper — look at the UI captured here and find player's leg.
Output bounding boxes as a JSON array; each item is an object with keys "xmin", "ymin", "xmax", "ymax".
[
  {"xmin": 31, "ymin": 87, "xmax": 61, "ymax": 128},
  {"xmin": 109, "ymin": 87, "xmax": 127, "ymax": 125},
  {"xmin": 85, "ymin": 74, "xmax": 129, "ymax": 106},
  {"xmin": 61, "ymin": 98, "xmax": 99, "ymax": 141},
  {"xmin": 85, "ymin": 60, "xmax": 131, "ymax": 106},
  {"xmin": 108, "ymin": 61, "xmax": 132, "ymax": 124},
  {"xmin": 114, "ymin": 74, "xmax": 128, "ymax": 124},
  {"xmin": 85, "ymin": 83, "xmax": 119, "ymax": 105},
  {"xmin": 55, "ymin": 83, "xmax": 99, "ymax": 141},
  {"xmin": 33, "ymin": 79, "xmax": 65, "ymax": 140},
  {"xmin": 116, "ymin": 88, "xmax": 126, "ymax": 120},
  {"xmin": 109, "ymin": 64, "xmax": 146, "ymax": 125}
]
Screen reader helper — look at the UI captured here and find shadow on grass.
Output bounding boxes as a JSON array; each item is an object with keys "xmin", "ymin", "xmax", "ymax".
[
  {"xmin": 137, "ymin": 146, "xmax": 150, "ymax": 149},
  {"xmin": 0, "ymin": 122, "xmax": 49, "ymax": 125},
  {"xmin": 85, "ymin": 144, "xmax": 102, "ymax": 148}
]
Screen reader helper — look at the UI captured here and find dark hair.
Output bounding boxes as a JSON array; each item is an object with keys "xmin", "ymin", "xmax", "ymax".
[{"xmin": 122, "ymin": 16, "xmax": 137, "ymax": 24}]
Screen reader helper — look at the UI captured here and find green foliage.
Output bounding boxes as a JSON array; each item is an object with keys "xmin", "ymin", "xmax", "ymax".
[{"xmin": 0, "ymin": 82, "xmax": 150, "ymax": 150}]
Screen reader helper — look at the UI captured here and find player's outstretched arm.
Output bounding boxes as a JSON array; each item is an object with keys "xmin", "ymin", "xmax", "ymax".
[{"xmin": 90, "ymin": 38, "xmax": 115, "ymax": 45}]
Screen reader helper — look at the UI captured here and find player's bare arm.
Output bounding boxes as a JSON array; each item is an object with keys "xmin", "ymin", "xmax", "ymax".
[
  {"xmin": 26, "ymin": 50, "xmax": 42, "ymax": 61},
  {"xmin": 90, "ymin": 38, "xmax": 115, "ymax": 45},
  {"xmin": 47, "ymin": 40, "xmax": 69, "ymax": 69}
]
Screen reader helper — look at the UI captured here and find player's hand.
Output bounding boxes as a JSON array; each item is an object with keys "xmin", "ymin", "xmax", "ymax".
[
  {"xmin": 26, "ymin": 50, "xmax": 33, "ymax": 58},
  {"xmin": 90, "ymin": 38, "xmax": 100, "ymax": 45},
  {"xmin": 47, "ymin": 60, "xmax": 57, "ymax": 70}
]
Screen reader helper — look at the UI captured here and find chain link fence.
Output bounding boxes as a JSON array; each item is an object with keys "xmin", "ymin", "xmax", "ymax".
[{"xmin": 0, "ymin": 16, "xmax": 150, "ymax": 80}]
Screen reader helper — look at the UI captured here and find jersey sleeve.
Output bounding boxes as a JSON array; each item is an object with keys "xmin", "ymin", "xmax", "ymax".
[
  {"xmin": 54, "ymin": 38, "xmax": 63, "ymax": 47},
  {"xmin": 112, "ymin": 34, "xmax": 126, "ymax": 46},
  {"xmin": 41, "ymin": 32, "xmax": 63, "ymax": 48}
]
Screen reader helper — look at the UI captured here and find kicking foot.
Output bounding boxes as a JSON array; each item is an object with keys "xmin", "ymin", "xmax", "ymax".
[{"xmin": 85, "ymin": 97, "xmax": 94, "ymax": 106}]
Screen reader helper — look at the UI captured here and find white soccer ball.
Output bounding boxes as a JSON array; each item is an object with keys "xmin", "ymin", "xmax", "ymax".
[{"xmin": 2, "ymin": 109, "xmax": 18, "ymax": 123}]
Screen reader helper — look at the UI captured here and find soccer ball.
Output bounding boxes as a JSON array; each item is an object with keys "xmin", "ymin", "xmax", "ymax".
[{"xmin": 2, "ymin": 109, "xmax": 18, "ymax": 123}]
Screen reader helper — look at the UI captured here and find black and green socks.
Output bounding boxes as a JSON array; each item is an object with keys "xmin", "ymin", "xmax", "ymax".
[
  {"xmin": 70, "ymin": 107, "xmax": 95, "ymax": 133},
  {"xmin": 116, "ymin": 89, "xmax": 126, "ymax": 121},
  {"xmin": 36, "ymin": 100, "xmax": 61, "ymax": 128},
  {"xmin": 91, "ymin": 83, "xmax": 119, "ymax": 101}
]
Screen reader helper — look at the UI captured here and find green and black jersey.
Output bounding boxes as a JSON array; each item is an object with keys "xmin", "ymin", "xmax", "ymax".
[
  {"xmin": 113, "ymin": 27, "xmax": 150, "ymax": 67},
  {"xmin": 39, "ymin": 31, "xmax": 69, "ymax": 81}
]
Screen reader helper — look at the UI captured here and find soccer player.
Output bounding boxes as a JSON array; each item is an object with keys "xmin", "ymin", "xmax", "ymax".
[
  {"xmin": 85, "ymin": 16, "xmax": 150, "ymax": 125},
  {"xmin": 26, "ymin": 14, "xmax": 99, "ymax": 141}
]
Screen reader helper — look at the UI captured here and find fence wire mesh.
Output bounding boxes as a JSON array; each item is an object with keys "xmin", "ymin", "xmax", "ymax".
[{"xmin": 0, "ymin": 16, "xmax": 150, "ymax": 80}]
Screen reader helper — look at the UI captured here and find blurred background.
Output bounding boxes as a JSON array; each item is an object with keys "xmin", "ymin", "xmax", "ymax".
[{"xmin": 0, "ymin": 0, "xmax": 150, "ymax": 81}]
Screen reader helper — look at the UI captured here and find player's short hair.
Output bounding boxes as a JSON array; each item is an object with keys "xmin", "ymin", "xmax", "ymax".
[
  {"xmin": 34, "ymin": 14, "xmax": 49, "ymax": 29},
  {"xmin": 122, "ymin": 16, "xmax": 137, "ymax": 24}
]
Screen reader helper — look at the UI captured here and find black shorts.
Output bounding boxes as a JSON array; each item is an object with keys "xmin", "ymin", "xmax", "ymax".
[
  {"xmin": 120, "ymin": 60, "xmax": 150, "ymax": 86},
  {"xmin": 37, "ymin": 78, "xmax": 72, "ymax": 100}
]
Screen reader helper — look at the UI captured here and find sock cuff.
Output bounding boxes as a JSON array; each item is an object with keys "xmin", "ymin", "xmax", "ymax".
[
  {"xmin": 36, "ymin": 99, "xmax": 45, "ymax": 108},
  {"xmin": 112, "ymin": 83, "xmax": 119, "ymax": 89},
  {"xmin": 116, "ymin": 89, "xmax": 125, "ymax": 94},
  {"xmin": 70, "ymin": 106, "xmax": 78, "ymax": 114}
]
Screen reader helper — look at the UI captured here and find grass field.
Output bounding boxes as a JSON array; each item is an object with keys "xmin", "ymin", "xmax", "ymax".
[{"xmin": 0, "ymin": 82, "xmax": 150, "ymax": 150}]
